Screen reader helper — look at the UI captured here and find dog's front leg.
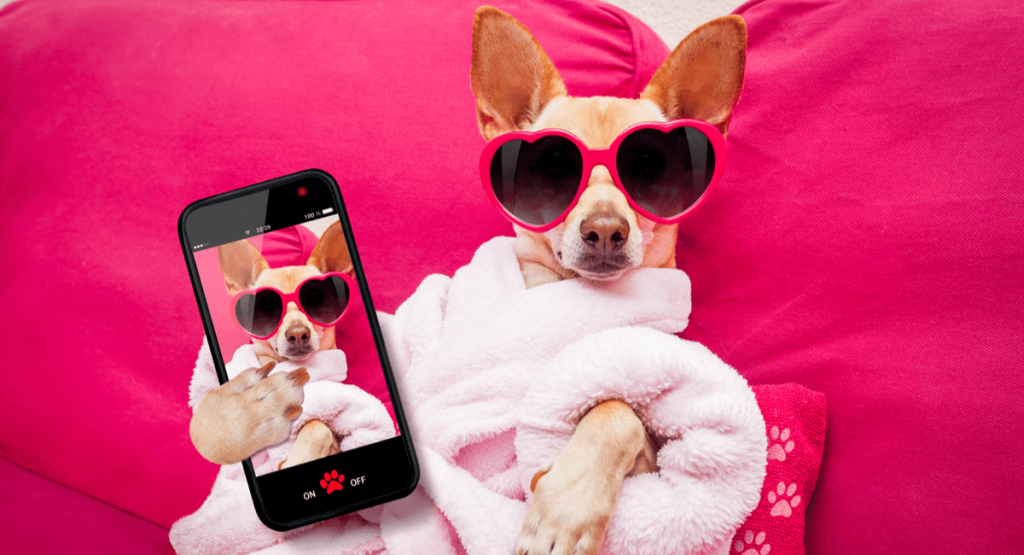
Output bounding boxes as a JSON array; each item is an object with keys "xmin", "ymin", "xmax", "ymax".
[
  {"xmin": 190, "ymin": 362, "xmax": 309, "ymax": 465},
  {"xmin": 278, "ymin": 419, "xmax": 340, "ymax": 469},
  {"xmin": 516, "ymin": 400, "xmax": 655, "ymax": 555}
]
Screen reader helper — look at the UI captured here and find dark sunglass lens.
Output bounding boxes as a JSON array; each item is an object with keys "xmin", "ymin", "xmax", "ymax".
[
  {"xmin": 235, "ymin": 290, "xmax": 283, "ymax": 337},
  {"xmin": 299, "ymin": 276, "xmax": 350, "ymax": 325},
  {"xmin": 489, "ymin": 136, "xmax": 583, "ymax": 226},
  {"xmin": 616, "ymin": 127, "xmax": 715, "ymax": 219}
]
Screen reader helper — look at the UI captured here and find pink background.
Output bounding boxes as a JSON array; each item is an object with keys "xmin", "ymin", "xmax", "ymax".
[{"xmin": 0, "ymin": 0, "xmax": 1021, "ymax": 552}]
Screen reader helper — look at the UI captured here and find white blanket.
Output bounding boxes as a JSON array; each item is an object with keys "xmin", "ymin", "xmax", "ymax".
[{"xmin": 172, "ymin": 237, "xmax": 766, "ymax": 555}]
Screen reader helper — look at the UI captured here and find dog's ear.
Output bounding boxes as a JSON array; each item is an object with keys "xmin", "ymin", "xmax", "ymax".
[
  {"xmin": 308, "ymin": 220, "xmax": 353, "ymax": 275},
  {"xmin": 641, "ymin": 16, "xmax": 747, "ymax": 135},
  {"xmin": 471, "ymin": 6, "xmax": 567, "ymax": 140},
  {"xmin": 218, "ymin": 239, "xmax": 270, "ymax": 297}
]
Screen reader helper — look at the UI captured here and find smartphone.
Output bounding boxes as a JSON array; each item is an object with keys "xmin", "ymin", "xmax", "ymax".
[{"xmin": 178, "ymin": 169, "xmax": 418, "ymax": 530}]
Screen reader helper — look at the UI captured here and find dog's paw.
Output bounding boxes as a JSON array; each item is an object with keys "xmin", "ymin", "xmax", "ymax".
[
  {"xmin": 242, "ymin": 365, "xmax": 308, "ymax": 439},
  {"xmin": 515, "ymin": 400, "xmax": 649, "ymax": 555},
  {"xmin": 279, "ymin": 419, "xmax": 340, "ymax": 469},
  {"xmin": 514, "ymin": 462, "xmax": 615, "ymax": 555},
  {"xmin": 191, "ymin": 362, "xmax": 309, "ymax": 465}
]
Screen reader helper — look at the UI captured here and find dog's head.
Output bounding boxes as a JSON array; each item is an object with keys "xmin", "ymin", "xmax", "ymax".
[
  {"xmin": 217, "ymin": 220, "xmax": 353, "ymax": 363},
  {"xmin": 471, "ymin": 7, "xmax": 746, "ymax": 287}
]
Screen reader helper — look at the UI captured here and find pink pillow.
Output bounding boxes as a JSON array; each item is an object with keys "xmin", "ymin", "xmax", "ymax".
[
  {"xmin": 0, "ymin": 0, "xmax": 668, "ymax": 529},
  {"xmin": 733, "ymin": 384, "xmax": 827, "ymax": 555}
]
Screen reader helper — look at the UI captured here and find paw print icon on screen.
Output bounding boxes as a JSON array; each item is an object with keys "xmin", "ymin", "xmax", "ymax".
[{"xmin": 320, "ymin": 470, "xmax": 345, "ymax": 494}]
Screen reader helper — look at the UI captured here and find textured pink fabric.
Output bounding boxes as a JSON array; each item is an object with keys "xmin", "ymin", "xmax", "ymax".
[
  {"xmin": 0, "ymin": 0, "xmax": 668, "ymax": 534},
  {"xmin": 0, "ymin": 457, "xmax": 174, "ymax": 554},
  {"xmin": 676, "ymin": 0, "xmax": 1024, "ymax": 551},
  {"xmin": 731, "ymin": 384, "xmax": 827, "ymax": 555}
]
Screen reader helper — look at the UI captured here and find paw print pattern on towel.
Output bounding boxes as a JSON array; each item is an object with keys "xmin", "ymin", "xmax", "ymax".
[
  {"xmin": 766, "ymin": 426, "xmax": 795, "ymax": 462},
  {"xmin": 767, "ymin": 482, "xmax": 801, "ymax": 517},
  {"xmin": 733, "ymin": 529, "xmax": 770, "ymax": 555}
]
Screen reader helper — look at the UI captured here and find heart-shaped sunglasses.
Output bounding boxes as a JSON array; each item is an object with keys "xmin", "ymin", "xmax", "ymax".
[
  {"xmin": 480, "ymin": 119, "xmax": 726, "ymax": 232},
  {"xmin": 229, "ymin": 272, "xmax": 355, "ymax": 340}
]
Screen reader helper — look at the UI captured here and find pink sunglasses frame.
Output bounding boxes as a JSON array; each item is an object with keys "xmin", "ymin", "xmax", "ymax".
[
  {"xmin": 479, "ymin": 119, "xmax": 727, "ymax": 233},
  {"xmin": 228, "ymin": 271, "xmax": 356, "ymax": 340}
]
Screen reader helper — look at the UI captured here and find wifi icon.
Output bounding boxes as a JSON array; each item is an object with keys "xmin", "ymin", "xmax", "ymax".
[{"xmin": 245, "ymin": 230, "xmax": 250, "ymax": 235}]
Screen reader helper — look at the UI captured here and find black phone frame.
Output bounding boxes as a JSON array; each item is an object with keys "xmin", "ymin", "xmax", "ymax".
[{"xmin": 178, "ymin": 169, "xmax": 419, "ymax": 531}]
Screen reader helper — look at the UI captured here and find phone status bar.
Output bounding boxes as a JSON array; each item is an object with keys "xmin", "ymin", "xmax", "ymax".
[{"xmin": 190, "ymin": 207, "xmax": 336, "ymax": 252}]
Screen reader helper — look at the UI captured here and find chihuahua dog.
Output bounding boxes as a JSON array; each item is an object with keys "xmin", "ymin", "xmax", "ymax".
[
  {"xmin": 470, "ymin": 7, "xmax": 746, "ymax": 555},
  {"xmin": 190, "ymin": 221, "xmax": 353, "ymax": 468},
  {"xmin": 219, "ymin": 221, "xmax": 354, "ymax": 367},
  {"xmin": 190, "ymin": 7, "xmax": 746, "ymax": 553}
]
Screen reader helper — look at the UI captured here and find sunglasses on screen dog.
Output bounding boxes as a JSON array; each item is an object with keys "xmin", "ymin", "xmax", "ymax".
[
  {"xmin": 480, "ymin": 119, "xmax": 726, "ymax": 232},
  {"xmin": 230, "ymin": 272, "xmax": 354, "ymax": 340}
]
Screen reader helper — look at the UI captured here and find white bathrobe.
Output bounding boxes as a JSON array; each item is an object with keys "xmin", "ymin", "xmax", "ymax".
[{"xmin": 171, "ymin": 237, "xmax": 766, "ymax": 555}]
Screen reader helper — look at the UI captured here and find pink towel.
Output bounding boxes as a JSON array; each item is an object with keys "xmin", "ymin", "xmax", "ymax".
[{"xmin": 173, "ymin": 237, "xmax": 766, "ymax": 555}]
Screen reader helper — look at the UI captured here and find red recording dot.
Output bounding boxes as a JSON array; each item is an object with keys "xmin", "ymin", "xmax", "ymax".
[{"xmin": 297, "ymin": 186, "xmax": 308, "ymax": 197}]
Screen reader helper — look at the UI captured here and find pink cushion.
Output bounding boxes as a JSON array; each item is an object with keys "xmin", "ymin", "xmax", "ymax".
[
  {"xmin": 677, "ymin": 0, "xmax": 1024, "ymax": 551},
  {"xmin": 0, "ymin": 0, "xmax": 667, "ymax": 531},
  {"xmin": 733, "ymin": 384, "xmax": 827, "ymax": 555}
]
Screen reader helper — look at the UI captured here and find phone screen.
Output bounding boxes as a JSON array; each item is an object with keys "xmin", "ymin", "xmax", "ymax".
[{"xmin": 180, "ymin": 171, "xmax": 416, "ymax": 529}]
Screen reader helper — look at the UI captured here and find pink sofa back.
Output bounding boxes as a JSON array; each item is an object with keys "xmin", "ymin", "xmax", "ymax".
[
  {"xmin": 0, "ymin": 0, "xmax": 1021, "ymax": 552},
  {"xmin": 690, "ymin": 0, "xmax": 1024, "ymax": 550},
  {"xmin": 0, "ymin": 0, "xmax": 667, "ymax": 531}
]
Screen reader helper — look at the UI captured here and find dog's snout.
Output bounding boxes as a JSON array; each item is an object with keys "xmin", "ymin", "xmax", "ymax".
[
  {"xmin": 285, "ymin": 325, "xmax": 311, "ymax": 346},
  {"xmin": 580, "ymin": 213, "xmax": 629, "ymax": 253}
]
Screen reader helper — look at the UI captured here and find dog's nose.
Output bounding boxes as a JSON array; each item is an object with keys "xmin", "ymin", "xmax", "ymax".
[
  {"xmin": 580, "ymin": 213, "xmax": 629, "ymax": 253},
  {"xmin": 285, "ymin": 325, "xmax": 311, "ymax": 346}
]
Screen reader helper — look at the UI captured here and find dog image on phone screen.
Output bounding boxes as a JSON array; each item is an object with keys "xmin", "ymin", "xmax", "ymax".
[
  {"xmin": 190, "ymin": 220, "xmax": 394, "ymax": 471},
  {"xmin": 218, "ymin": 220, "xmax": 353, "ymax": 367}
]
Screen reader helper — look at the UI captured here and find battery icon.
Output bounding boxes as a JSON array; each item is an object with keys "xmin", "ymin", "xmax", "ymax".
[{"xmin": 322, "ymin": 208, "xmax": 334, "ymax": 215}]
